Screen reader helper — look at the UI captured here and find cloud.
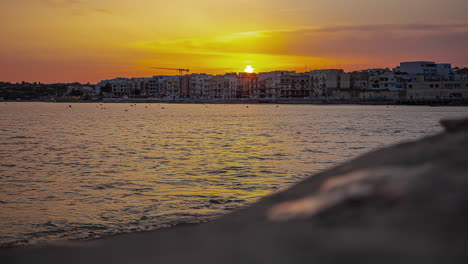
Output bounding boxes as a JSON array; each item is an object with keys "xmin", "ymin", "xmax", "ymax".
[
  {"xmin": 41, "ymin": 0, "xmax": 82, "ymax": 8},
  {"xmin": 132, "ymin": 23, "xmax": 468, "ymax": 66},
  {"xmin": 92, "ymin": 8, "xmax": 113, "ymax": 15},
  {"xmin": 309, "ymin": 23, "xmax": 468, "ymax": 33},
  {"xmin": 40, "ymin": 0, "xmax": 114, "ymax": 16},
  {"xmin": 281, "ymin": 23, "xmax": 468, "ymax": 61}
]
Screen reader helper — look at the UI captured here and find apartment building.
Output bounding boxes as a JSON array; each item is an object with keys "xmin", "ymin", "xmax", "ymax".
[
  {"xmin": 208, "ymin": 74, "xmax": 238, "ymax": 100},
  {"xmin": 160, "ymin": 77, "xmax": 180, "ymax": 99},
  {"xmin": 407, "ymin": 77, "xmax": 468, "ymax": 99},
  {"xmin": 307, "ymin": 69, "xmax": 350, "ymax": 97}
]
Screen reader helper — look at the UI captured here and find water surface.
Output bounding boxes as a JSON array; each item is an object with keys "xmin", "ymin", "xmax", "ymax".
[{"xmin": 0, "ymin": 103, "xmax": 466, "ymax": 246}]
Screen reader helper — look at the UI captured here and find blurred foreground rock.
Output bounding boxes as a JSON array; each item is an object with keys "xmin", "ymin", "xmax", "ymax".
[{"xmin": 3, "ymin": 117, "xmax": 468, "ymax": 264}]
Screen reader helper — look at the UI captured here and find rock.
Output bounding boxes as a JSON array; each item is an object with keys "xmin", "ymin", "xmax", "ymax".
[
  {"xmin": 440, "ymin": 117, "xmax": 468, "ymax": 132},
  {"xmin": 267, "ymin": 165, "xmax": 432, "ymax": 221}
]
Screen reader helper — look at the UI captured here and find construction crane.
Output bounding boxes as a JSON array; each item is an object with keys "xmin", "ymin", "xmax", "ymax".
[{"xmin": 152, "ymin": 67, "xmax": 190, "ymax": 76}]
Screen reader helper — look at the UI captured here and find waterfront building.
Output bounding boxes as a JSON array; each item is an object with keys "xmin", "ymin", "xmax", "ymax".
[
  {"xmin": 454, "ymin": 68, "xmax": 468, "ymax": 81},
  {"xmin": 96, "ymin": 77, "xmax": 150, "ymax": 98},
  {"xmin": 396, "ymin": 61, "xmax": 437, "ymax": 76},
  {"xmin": 349, "ymin": 71, "xmax": 370, "ymax": 90},
  {"xmin": 132, "ymin": 78, "xmax": 151, "ymax": 96},
  {"xmin": 259, "ymin": 71, "xmax": 312, "ymax": 99},
  {"xmin": 358, "ymin": 90, "xmax": 405, "ymax": 100},
  {"xmin": 406, "ymin": 78, "xmax": 468, "ymax": 99},
  {"xmin": 147, "ymin": 76, "xmax": 162, "ymax": 97},
  {"xmin": 258, "ymin": 71, "xmax": 295, "ymax": 81},
  {"xmin": 436, "ymin": 64, "xmax": 454, "ymax": 80},
  {"xmin": 394, "ymin": 61, "xmax": 454, "ymax": 81},
  {"xmin": 65, "ymin": 85, "xmax": 96, "ymax": 97},
  {"xmin": 160, "ymin": 77, "xmax": 180, "ymax": 99},
  {"xmin": 369, "ymin": 70, "xmax": 398, "ymax": 90},
  {"xmin": 276, "ymin": 73, "xmax": 312, "ymax": 98},
  {"xmin": 208, "ymin": 74, "xmax": 238, "ymax": 100},
  {"xmin": 238, "ymin": 73, "xmax": 259, "ymax": 99},
  {"xmin": 180, "ymin": 74, "xmax": 212, "ymax": 99},
  {"xmin": 307, "ymin": 69, "xmax": 349, "ymax": 97},
  {"xmin": 96, "ymin": 78, "xmax": 132, "ymax": 97},
  {"xmin": 92, "ymin": 60, "xmax": 466, "ymax": 102},
  {"xmin": 262, "ymin": 72, "xmax": 283, "ymax": 99}
]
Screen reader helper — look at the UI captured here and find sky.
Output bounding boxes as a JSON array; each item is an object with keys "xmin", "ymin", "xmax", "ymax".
[{"xmin": 1, "ymin": 0, "xmax": 467, "ymax": 83}]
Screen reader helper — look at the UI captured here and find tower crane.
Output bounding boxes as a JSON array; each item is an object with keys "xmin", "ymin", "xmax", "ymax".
[{"xmin": 152, "ymin": 67, "xmax": 190, "ymax": 76}]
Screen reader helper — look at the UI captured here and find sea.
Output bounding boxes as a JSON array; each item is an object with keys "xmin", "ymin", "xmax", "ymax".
[{"xmin": 1, "ymin": 102, "xmax": 467, "ymax": 247}]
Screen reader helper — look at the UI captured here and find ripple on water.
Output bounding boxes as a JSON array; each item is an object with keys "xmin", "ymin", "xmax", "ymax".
[{"xmin": 1, "ymin": 103, "xmax": 465, "ymax": 247}]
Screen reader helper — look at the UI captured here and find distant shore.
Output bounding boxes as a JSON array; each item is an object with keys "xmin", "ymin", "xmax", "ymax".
[{"xmin": 3, "ymin": 98, "xmax": 468, "ymax": 106}]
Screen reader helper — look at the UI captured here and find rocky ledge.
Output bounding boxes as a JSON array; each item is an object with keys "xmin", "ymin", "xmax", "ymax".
[{"xmin": 2, "ymin": 117, "xmax": 468, "ymax": 264}]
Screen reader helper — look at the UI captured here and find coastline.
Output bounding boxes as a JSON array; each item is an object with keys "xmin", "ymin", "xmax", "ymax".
[
  {"xmin": 3, "ymin": 117, "xmax": 468, "ymax": 263},
  {"xmin": 3, "ymin": 98, "xmax": 468, "ymax": 106}
]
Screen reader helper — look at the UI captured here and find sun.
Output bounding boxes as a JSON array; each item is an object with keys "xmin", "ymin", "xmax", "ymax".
[{"xmin": 244, "ymin": 65, "xmax": 255, "ymax": 73}]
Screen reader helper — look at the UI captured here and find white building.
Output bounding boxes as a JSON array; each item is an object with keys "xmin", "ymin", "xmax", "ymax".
[
  {"xmin": 147, "ymin": 76, "xmax": 175, "ymax": 97},
  {"xmin": 395, "ymin": 61, "xmax": 454, "ymax": 80},
  {"xmin": 436, "ymin": 64, "xmax": 454, "ymax": 80},
  {"xmin": 369, "ymin": 70, "xmax": 399, "ymax": 90},
  {"xmin": 407, "ymin": 78, "xmax": 468, "ymax": 99},
  {"xmin": 160, "ymin": 77, "xmax": 180, "ymax": 99},
  {"xmin": 96, "ymin": 78, "xmax": 132, "ymax": 97},
  {"xmin": 181, "ymin": 74, "xmax": 212, "ymax": 99},
  {"xmin": 307, "ymin": 69, "xmax": 349, "ymax": 97},
  {"xmin": 396, "ymin": 61, "xmax": 437, "ymax": 76},
  {"xmin": 208, "ymin": 74, "xmax": 238, "ymax": 100}
]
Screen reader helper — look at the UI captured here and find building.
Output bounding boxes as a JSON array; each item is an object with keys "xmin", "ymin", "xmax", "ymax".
[
  {"xmin": 208, "ymin": 74, "xmax": 238, "ymax": 100},
  {"xmin": 96, "ymin": 78, "xmax": 132, "ymax": 97},
  {"xmin": 406, "ymin": 78, "xmax": 468, "ymax": 99},
  {"xmin": 179, "ymin": 74, "xmax": 212, "ymax": 99},
  {"xmin": 396, "ymin": 61, "xmax": 437, "ymax": 76},
  {"xmin": 369, "ymin": 70, "xmax": 398, "ymax": 90},
  {"xmin": 277, "ymin": 73, "xmax": 312, "ymax": 98},
  {"xmin": 349, "ymin": 71, "xmax": 369, "ymax": 90},
  {"xmin": 436, "ymin": 64, "xmax": 454, "ymax": 80},
  {"xmin": 395, "ymin": 61, "xmax": 454, "ymax": 81},
  {"xmin": 454, "ymin": 68, "xmax": 468, "ymax": 81},
  {"xmin": 258, "ymin": 72, "xmax": 312, "ymax": 99},
  {"xmin": 93, "ymin": 60, "xmax": 466, "ymax": 102},
  {"xmin": 160, "ymin": 77, "xmax": 180, "ymax": 99},
  {"xmin": 307, "ymin": 69, "xmax": 349, "ymax": 97},
  {"xmin": 147, "ymin": 76, "xmax": 171, "ymax": 97},
  {"xmin": 238, "ymin": 73, "xmax": 259, "ymax": 99}
]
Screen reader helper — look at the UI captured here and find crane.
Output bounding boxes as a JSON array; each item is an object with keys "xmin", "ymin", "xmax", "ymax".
[{"xmin": 152, "ymin": 67, "xmax": 190, "ymax": 76}]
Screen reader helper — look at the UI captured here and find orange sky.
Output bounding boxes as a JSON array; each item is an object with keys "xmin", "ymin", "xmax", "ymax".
[{"xmin": 1, "ymin": 0, "xmax": 467, "ymax": 83}]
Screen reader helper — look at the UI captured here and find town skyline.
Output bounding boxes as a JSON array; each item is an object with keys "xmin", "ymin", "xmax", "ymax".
[
  {"xmin": 1, "ymin": 0, "xmax": 467, "ymax": 83},
  {"xmin": 2, "ymin": 60, "xmax": 467, "ymax": 85},
  {"xmin": 2, "ymin": 60, "xmax": 467, "ymax": 103}
]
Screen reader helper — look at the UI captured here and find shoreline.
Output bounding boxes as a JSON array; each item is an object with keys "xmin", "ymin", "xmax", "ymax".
[
  {"xmin": 3, "ymin": 98, "xmax": 468, "ymax": 106},
  {"xmin": 3, "ymin": 117, "xmax": 468, "ymax": 263}
]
